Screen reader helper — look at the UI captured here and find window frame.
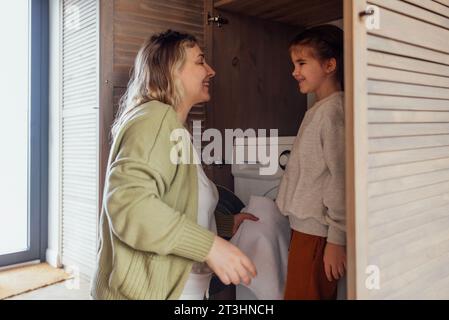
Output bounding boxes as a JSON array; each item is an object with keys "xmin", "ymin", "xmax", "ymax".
[{"xmin": 0, "ymin": 0, "xmax": 49, "ymax": 267}]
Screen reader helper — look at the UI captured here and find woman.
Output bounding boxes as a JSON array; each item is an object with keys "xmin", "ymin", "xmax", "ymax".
[
  {"xmin": 276, "ymin": 25, "xmax": 346, "ymax": 300},
  {"xmin": 91, "ymin": 30, "xmax": 257, "ymax": 300}
]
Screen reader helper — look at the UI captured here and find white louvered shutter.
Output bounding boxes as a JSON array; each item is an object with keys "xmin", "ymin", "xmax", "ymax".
[
  {"xmin": 348, "ymin": 0, "xmax": 449, "ymax": 299},
  {"xmin": 61, "ymin": 0, "xmax": 99, "ymax": 280}
]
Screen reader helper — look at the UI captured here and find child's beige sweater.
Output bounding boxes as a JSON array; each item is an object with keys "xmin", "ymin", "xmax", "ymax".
[{"xmin": 276, "ymin": 91, "xmax": 346, "ymax": 245}]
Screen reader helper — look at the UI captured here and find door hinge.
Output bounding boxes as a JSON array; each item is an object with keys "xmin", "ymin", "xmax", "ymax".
[
  {"xmin": 359, "ymin": 5, "xmax": 380, "ymax": 30},
  {"xmin": 207, "ymin": 12, "xmax": 228, "ymax": 28}
]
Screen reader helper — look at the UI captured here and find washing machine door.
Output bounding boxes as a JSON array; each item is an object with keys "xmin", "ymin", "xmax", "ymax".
[{"xmin": 216, "ymin": 185, "xmax": 245, "ymax": 218}]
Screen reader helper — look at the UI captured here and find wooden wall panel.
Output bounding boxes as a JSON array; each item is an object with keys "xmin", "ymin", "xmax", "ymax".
[
  {"xmin": 112, "ymin": 0, "xmax": 207, "ymax": 128},
  {"xmin": 101, "ymin": 0, "xmax": 206, "ymax": 138},
  {"xmin": 113, "ymin": 0, "xmax": 205, "ymax": 84},
  {"xmin": 100, "ymin": 0, "xmax": 207, "ymax": 198}
]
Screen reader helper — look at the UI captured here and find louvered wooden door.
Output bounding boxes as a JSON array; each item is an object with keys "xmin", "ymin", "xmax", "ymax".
[
  {"xmin": 346, "ymin": 0, "xmax": 449, "ymax": 299},
  {"xmin": 61, "ymin": 0, "xmax": 100, "ymax": 279}
]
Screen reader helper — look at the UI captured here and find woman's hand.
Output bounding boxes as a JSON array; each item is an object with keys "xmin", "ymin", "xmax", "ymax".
[
  {"xmin": 233, "ymin": 212, "xmax": 259, "ymax": 236},
  {"xmin": 205, "ymin": 236, "xmax": 257, "ymax": 286},
  {"xmin": 323, "ymin": 242, "xmax": 346, "ymax": 282}
]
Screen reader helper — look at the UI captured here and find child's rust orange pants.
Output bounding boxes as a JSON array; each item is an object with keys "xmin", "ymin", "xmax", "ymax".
[{"xmin": 284, "ymin": 230, "xmax": 338, "ymax": 300}]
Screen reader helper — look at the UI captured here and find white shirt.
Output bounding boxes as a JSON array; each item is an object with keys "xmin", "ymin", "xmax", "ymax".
[{"xmin": 179, "ymin": 164, "xmax": 218, "ymax": 299}]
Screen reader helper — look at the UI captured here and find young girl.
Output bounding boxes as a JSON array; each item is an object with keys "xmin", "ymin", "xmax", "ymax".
[{"xmin": 276, "ymin": 25, "xmax": 346, "ymax": 300}]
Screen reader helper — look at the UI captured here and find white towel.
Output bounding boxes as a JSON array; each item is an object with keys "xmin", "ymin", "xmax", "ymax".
[{"xmin": 230, "ymin": 196, "xmax": 291, "ymax": 300}]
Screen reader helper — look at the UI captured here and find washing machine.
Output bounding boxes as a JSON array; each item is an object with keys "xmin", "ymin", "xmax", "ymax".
[{"xmin": 232, "ymin": 136, "xmax": 296, "ymax": 205}]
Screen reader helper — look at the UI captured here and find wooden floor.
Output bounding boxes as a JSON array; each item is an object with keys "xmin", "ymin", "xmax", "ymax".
[{"xmin": 6, "ymin": 277, "xmax": 91, "ymax": 300}]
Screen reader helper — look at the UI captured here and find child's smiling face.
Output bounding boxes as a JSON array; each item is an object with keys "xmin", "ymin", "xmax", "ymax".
[{"xmin": 290, "ymin": 45, "xmax": 335, "ymax": 95}]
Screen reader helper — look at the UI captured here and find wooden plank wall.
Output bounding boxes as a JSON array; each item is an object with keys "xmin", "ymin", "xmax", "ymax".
[
  {"xmin": 214, "ymin": 0, "xmax": 342, "ymax": 27},
  {"xmin": 112, "ymin": 0, "xmax": 206, "ymax": 121},
  {"xmin": 363, "ymin": 0, "xmax": 449, "ymax": 299},
  {"xmin": 99, "ymin": 0, "xmax": 206, "ymax": 203}
]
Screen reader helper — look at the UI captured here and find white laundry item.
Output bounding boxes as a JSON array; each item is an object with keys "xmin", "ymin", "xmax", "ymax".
[
  {"xmin": 178, "ymin": 273, "xmax": 213, "ymax": 300},
  {"xmin": 230, "ymin": 195, "xmax": 291, "ymax": 300},
  {"xmin": 179, "ymin": 163, "xmax": 218, "ymax": 300}
]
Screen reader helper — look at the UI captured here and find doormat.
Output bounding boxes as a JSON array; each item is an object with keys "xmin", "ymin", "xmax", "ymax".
[{"xmin": 0, "ymin": 263, "xmax": 72, "ymax": 299}]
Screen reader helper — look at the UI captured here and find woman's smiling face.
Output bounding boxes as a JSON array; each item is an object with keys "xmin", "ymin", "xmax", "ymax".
[
  {"xmin": 290, "ymin": 45, "xmax": 332, "ymax": 95},
  {"xmin": 178, "ymin": 44, "xmax": 216, "ymax": 107}
]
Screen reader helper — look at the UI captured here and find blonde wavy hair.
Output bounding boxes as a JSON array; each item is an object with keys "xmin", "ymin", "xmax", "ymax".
[{"xmin": 111, "ymin": 30, "xmax": 198, "ymax": 139}]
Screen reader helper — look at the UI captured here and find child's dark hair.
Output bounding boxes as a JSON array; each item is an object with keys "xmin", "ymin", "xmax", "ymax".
[{"xmin": 290, "ymin": 24, "xmax": 344, "ymax": 90}]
